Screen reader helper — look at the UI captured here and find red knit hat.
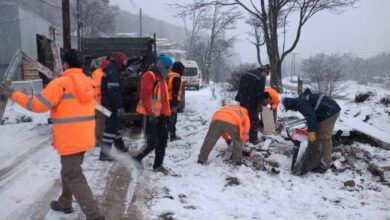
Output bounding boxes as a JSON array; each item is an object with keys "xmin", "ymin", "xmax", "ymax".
[
  {"xmin": 100, "ymin": 59, "xmax": 110, "ymax": 69},
  {"xmin": 111, "ymin": 52, "xmax": 128, "ymax": 70}
]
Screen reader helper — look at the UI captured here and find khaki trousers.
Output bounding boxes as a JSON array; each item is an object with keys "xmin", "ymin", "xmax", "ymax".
[
  {"xmin": 198, "ymin": 120, "xmax": 243, "ymax": 163},
  {"xmin": 95, "ymin": 110, "xmax": 105, "ymax": 146},
  {"xmin": 314, "ymin": 112, "xmax": 340, "ymax": 169},
  {"xmin": 58, "ymin": 153, "xmax": 101, "ymax": 220}
]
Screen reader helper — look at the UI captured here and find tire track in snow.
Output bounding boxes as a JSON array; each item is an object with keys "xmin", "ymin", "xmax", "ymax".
[
  {"xmin": 4, "ymin": 179, "xmax": 62, "ymax": 220},
  {"xmin": 0, "ymin": 137, "xmax": 51, "ymax": 190}
]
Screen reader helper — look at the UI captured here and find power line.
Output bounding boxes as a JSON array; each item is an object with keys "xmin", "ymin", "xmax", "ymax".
[{"xmin": 37, "ymin": 0, "xmax": 62, "ymax": 9}]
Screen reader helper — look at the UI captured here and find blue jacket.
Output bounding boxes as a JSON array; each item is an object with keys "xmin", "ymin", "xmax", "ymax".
[
  {"xmin": 101, "ymin": 61, "xmax": 123, "ymax": 111},
  {"xmin": 287, "ymin": 90, "xmax": 341, "ymax": 132},
  {"xmin": 235, "ymin": 68, "xmax": 266, "ymax": 109}
]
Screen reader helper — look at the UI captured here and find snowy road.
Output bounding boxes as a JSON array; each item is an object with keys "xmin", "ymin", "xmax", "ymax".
[{"xmin": 0, "ymin": 104, "xmax": 143, "ymax": 220}]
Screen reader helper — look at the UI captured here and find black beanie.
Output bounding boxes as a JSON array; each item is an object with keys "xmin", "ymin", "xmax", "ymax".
[
  {"xmin": 172, "ymin": 61, "xmax": 185, "ymax": 75},
  {"xmin": 62, "ymin": 49, "xmax": 82, "ymax": 68}
]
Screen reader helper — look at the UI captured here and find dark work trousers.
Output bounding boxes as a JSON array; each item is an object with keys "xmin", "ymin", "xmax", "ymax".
[
  {"xmin": 135, "ymin": 116, "xmax": 168, "ymax": 169},
  {"xmin": 168, "ymin": 111, "xmax": 178, "ymax": 137},
  {"xmin": 245, "ymin": 106, "xmax": 260, "ymax": 142},
  {"xmin": 100, "ymin": 110, "xmax": 123, "ymax": 154},
  {"xmin": 58, "ymin": 153, "xmax": 101, "ymax": 220}
]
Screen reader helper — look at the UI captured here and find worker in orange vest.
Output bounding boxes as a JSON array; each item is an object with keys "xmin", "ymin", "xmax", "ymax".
[
  {"xmin": 91, "ymin": 57, "xmax": 110, "ymax": 104},
  {"xmin": 0, "ymin": 49, "xmax": 105, "ymax": 220},
  {"xmin": 132, "ymin": 54, "xmax": 172, "ymax": 174},
  {"xmin": 198, "ymin": 104, "xmax": 250, "ymax": 165},
  {"xmin": 91, "ymin": 57, "xmax": 110, "ymax": 147},
  {"xmin": 262, "ymin": 86, "xmax": 280, "ymax": 124},
  {"xmin": 166, "ymin": 61, "xmax": 185, "ymax": 141}
]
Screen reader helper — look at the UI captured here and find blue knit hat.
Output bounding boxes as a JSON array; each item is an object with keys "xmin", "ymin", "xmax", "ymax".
[
  {"xmin": 158, "ymin": 54, "xmax": 173, "ymax": 68},
  {"xmin": 282, "ymin": 97, "xmax": 297, "ymax": 111}
]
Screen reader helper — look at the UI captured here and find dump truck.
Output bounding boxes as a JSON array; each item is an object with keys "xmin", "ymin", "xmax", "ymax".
[{"xmin": 80, "ymin": 37, "xmax": 185, "ymax": 125}]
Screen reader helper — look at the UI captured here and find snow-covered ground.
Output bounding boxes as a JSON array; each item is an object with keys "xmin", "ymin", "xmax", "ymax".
[
  {"xmin": 0, "ymin": 81, "xmax": 389, "ymax": 220},
  {"xmin": 132, "ymin": 84, "xmax": 390, "ymax": 220}
]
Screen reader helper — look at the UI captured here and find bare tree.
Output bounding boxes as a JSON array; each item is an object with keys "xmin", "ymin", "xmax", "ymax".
[
  {"xmin": 301, "ymin": 53, "xmax": 344, "ymax": 97},
  {"xmin": 246, "ymin": 15, "xmax": 265, "ymax": 66},
  {"xmin": 171, "ymin": 0, "xmax": 241, "ymax": 84},
  {"xmin": 202, "ymin": 0, "xmax": 358, "ymax": 92},
  {"xmin": 202, "ymin": 3, "xmax": 241, "ymax": 84},
  {"xmin": 170, "ymin": 0, "xmax": 210, "ymax": 59},
  {"xmin": 71, "ymin": 0, "xmax": 118, "ymax": 37}
]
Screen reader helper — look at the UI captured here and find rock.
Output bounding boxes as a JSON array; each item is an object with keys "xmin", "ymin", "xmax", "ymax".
[
  {"xmin": 225, "ymin": 176, "xmax": 240, "ymax": 187},
  {"xmin": 344, "ymin": 180, "xmax": 356, "ymax": 187},
  {"xmin": 271, "ymin": 167, "xmax": 280, "ymax": 175}
]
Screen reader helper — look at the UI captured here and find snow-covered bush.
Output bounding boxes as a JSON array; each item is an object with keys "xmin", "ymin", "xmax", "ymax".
[{"xmin": 355, "ymin": 91, "xmax": 374, "ymax": 103}]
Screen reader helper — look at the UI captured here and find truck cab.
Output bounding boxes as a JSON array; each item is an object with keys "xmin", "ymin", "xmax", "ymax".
[{"xmin": 182, "ymin": 60, "xmax": 202, "ymax": 90}]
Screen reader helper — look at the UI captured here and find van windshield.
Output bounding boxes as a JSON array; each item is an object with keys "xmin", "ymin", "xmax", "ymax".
[{"xmin": 183, "ymin": 67, "xmax": 198, "ymax": 76}]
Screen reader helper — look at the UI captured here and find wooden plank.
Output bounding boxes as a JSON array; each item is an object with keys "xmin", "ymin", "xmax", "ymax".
[
  {"xmin": 50, "ymin": 42, "xmax": 63, "ymax": 76},
  {"xmin": 0, "ymin": 50, "xmax": 23, "ymax": 123},
  {"xmin": 22, "ymin": 51, "xmax": 54, "ymax": 80}
]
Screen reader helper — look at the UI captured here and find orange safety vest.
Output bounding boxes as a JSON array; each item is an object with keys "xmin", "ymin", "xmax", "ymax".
[
  {"xmin": 136, "ymin": 71, "xmax": 171, "ymax": 117},
  {"xmin": 211, "ymin": 104, "xmax": 250, "ymax": 143},
  {"xmin": 264, "ymin": 87, "xmax": 279, "ymax": 110},
  {"xmin": 167, "ymin": 71, "xmax": 183, "ymax": 101},
  {"xmin": 11, "ymin": 68, "xmax": 97, "ymax": 156},
  {"xmin": 91, "ymin": 67, "xmax": 104, "ymax": 103}
]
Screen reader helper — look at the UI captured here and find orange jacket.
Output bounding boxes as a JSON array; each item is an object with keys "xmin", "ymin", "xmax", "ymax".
[
  {"xmin": 91, "ymin": 67, "xmax": 104, "ymax": 103},
  {"xmin": 263, "ymin": 87, "xmax": 279, "ymax": 110},
  {"xmin": 136, "ymin": 71, "xmax": 171, "ymax": 117},
  {"xmin": 211, "ymin": 104, "xmax": 250, "ymax": 143},
  {"xmin": 11, "ymin": 68, "xmax": 97, "ymax": 156},
  {"xmin": 167, "ymin": 71, "xmax": 183, "ymax": 101}
]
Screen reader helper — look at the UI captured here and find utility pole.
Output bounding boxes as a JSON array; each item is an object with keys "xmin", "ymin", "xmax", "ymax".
[
  {"xmin": 139, "ymin": 8, "xmax": 143, "ymax": 37},
  {"xmin": 62, "ymin": 0, "xmax": 71, "ymax": 50},
  {"xmin": 76, "ymin": 0, "xmax": 81, "ymax": 49}
]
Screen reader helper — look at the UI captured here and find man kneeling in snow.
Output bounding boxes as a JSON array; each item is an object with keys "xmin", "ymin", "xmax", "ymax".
[{"xmin": 198, "ymin": 104, "xmax": 250, "ymax": 165}]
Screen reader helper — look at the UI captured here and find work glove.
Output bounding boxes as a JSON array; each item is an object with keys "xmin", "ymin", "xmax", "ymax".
[
  {"xmin": 171, "ymin": 106, "xmax": 178, "ymax": 113},
  {"xmin": 117, "ymin": 107, "xmax": 125, "ymax": 116},
  {"xmin": 0, "ymin": 83, "xmax": 14, "ymax": 99},
  {"xmin": 147, "ymin": 115, "xmax": 158, "ymax": 125},
  {"xmin": 225, "ymin": 138, "xmax": 232, "ymax": 146},
  {"xmin": 266, "ymin": 104, "xmax": 272, "ymax": 110},
  {"xmin": 307, "ymin": 132, "xmax": 316, "ymax": 142}
]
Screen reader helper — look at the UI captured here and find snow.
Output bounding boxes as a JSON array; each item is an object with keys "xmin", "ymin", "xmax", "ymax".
[{"xmin": 0, "ymin": 82, "xmax": 390, "ymax": 220}]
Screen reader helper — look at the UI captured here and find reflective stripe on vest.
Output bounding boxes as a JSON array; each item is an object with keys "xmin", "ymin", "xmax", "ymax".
[
  {"xmin": 246, "ymin": 72, "xmax": 261, "ymax": 81},
  {"xmin": 137, "ymin": 72, "xmax": 165, "ymax": 117},
  {"xmin": 37, "ymin": 94, "xmax": 54, "ymax": 109},
  {"xmin": 306, "ymin": 94, "xmax": 325, "ymax": 111},
  {"xmin": 167, "ymin": 72, "xmax": 182, "ymax": 101},
  {"xmin": 49, "ymin": 115, "xmax": 95, "ymax": 124},
  {"xmin": 107, "ymin": 82, "xmax": 120, "ymax": 88},
  {"xmin": 219, "ymin": 106, "xmax": 249, "ymax": 138}
]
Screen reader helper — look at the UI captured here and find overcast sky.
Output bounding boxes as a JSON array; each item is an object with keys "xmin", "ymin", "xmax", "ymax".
[{"xmin": 112, "ymin": 0, "xmax": 390, "ymax": 63}]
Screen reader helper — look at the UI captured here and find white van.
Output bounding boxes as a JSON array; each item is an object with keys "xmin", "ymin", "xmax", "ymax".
[{"xmin": 182, "ymin": 60, "xmax": 202, "ymax": 90}]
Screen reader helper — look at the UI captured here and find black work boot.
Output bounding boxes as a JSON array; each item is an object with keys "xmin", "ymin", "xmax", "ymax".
[
  {"xmin": 50, "ymin": 201, "xmax": 73, "ymax": 214},
  {"xmin": 153, "ymin": 166, "xmax": 169, "ymax": 175},
  {"xmin": 170, "ymin": 134, "xmax": 181, "ymax": 141},
  {"xmin": 114, "ymin": 138, "xmax": 129, "ymax": 152},
  {"xmin": 92, "ymin": 216, "xmax": 105, "ymax": 220},
  {"xmin": 99, "ymin": 144, "xmax": 113, "ymax": 161}
]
